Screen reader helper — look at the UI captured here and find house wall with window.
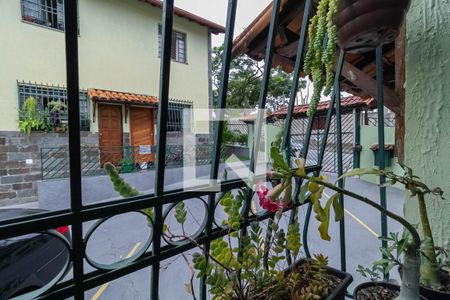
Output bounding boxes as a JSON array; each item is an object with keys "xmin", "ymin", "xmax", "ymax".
[{"xmin": 0, "ymin": 0, "xmax": 220, "ymax": 134}]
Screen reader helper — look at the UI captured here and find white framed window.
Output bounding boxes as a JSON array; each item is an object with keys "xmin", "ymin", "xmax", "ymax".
[{"xmin": 158, "ymin": 25, "xmax": 187, "ymax": 63}]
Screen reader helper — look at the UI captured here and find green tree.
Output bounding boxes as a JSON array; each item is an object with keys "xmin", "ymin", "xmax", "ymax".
[{"xmin": 212, "ymin": 45, "xmax": 306, "ymax": 111}]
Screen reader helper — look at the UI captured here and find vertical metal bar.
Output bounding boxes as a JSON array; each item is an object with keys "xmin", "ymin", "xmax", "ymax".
[
  {"xmin": 245, "ymin": 0, "xmax": 282, "ymax": 274},
  {"xmin": 376, "ymin": 46, "xmax": 389, "ymax": 280},
  {"xmin": 317, "ymin": 49, "xmax": 345, "ymax": 168},
  {"xmin": 353, "ymin": 109, "xmax": 361, "ymax": 168},
  {"xmin": 282, "ymin": 0, "xmax": 313, "ymax": 151},
  {"xmin": 152, "ymin": 1, "xmax": 174, "ymax": 299},
  {"xmin": 64, "ymin": 0, "xmax": 83, "ymax": 299},
  {"xmin": 335, "ymin": 73, "xmax": 346, "ymax": 272},
  {"xmin": 200, "ymin": 1, "xmax": 238, "ymax": 299},
  {"xmin": 248, "ymin": 0, "xmax": 282, "ymax": 174},
  {"xmin": 280, "ymin": 0, "xmax": 313, "ymax": 266},
  {"xmin": 300, "ymin": 115, "xmax": 314, "ymax": 159},
  {"xmin": 302, "ymin": 201, "xmax": 313, "ymax": 258}
]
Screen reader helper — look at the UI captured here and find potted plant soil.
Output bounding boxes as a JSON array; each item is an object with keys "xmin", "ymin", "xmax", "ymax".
[{"xmin": 354, "ymin": 282, "xmax": 428, "ymax": 300}]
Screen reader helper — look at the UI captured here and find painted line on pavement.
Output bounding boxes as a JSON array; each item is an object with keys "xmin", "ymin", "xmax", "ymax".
[
  {"xmin": 91, "ymin": 242, "xmax": 142, "ymax": 300},
  {"xmin": 323, "ymin": 192, "xmax": 380, "ymax": 238}
]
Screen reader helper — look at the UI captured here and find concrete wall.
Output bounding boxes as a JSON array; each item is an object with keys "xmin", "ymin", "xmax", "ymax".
[
  {"xmin": 359, "ymin": 125, "xmax": 403, "ymax": 189},
  {"xmin": 405, "ymin": 0, "xmax": 450, "ymax": 248},
  {"xmin": 0, "ymin": 0, "xmax": 211, "ymax": 133}
]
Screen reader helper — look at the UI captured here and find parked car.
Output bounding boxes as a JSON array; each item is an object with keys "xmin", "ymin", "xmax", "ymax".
[{"xmin": 0, "ymin": 209, "xmax": 71, "ymax": 299}]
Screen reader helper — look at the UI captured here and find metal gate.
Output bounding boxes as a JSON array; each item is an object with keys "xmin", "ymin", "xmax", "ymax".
[{"xmin": 276, "ymin": 114, "xmax": 354, "ymax": 173}]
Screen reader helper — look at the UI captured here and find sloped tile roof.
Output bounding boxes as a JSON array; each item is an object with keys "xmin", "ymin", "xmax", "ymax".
[
  {"xmin": 270, "ymin": 96, "xmax": 376, "ymax": 119},
  {"xmin": 143, "ymin": 0, "xmax": 225, "ymax": 34},
  {"xmin": 242, "ymin": 96, "xmax": 375, "ymax": 122},
  {"xmin": 88, "ymin": 88, "xmax": 159, "ymax": 105}
]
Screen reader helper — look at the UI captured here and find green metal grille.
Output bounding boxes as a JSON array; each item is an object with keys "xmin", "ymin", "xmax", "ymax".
[
  {"xmin": 18, "ymin": 81, "xmax": 90, "ymax": 131},
  {"xmin": 0, "ymin": 0, "xmax": 391, "ymax": 299}
]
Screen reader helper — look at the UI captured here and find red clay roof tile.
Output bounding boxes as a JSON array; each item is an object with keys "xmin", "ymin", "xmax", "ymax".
[{"xmin": 88, "ymin": 88, "xmax": 159, "ymax": 105}]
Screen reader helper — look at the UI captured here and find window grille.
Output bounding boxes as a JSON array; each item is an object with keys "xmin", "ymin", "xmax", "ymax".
[
  {"xmin": 167, "ymin": 100, "xmax": 192, "ymax": 132},
  {"xmin": 158, "ymin": 25, "xmax": 187, "ymax": 63},
  {"xmin": 21, "ymin": 0, "xmax": 65, "ymax": 31},
  {"xmin": 18, "ymin": 82, "xmax": 90, "ymax": 131}
]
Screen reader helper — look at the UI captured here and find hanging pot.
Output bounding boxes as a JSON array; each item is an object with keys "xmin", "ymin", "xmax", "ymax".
[{"xmin": 334, "ymin": 0, "xmax": 411, "ymax": 53}]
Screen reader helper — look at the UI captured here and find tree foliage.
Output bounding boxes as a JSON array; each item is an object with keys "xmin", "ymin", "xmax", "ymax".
[{"xmin": 212, "ymin": 45, "xmax": 306, "ymax": 111}]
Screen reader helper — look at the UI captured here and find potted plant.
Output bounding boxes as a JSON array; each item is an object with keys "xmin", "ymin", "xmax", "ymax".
[
  {"xmin": 118, "ymin": 157, "xmax": 135, "ymax": 173},
  {"xmin": 355, "ymin": 166, "xmax": 450, "ymax": 299},
  {"xmin": 179, "ymin": 189, "xmax": 353, "ymax": 300},
  {"xmin": 354, "ymin": 229, "xmax": 448, "ymax": 300},
  {"xmin": 261, "ymin": 131, "xmax": 424, "ymax": 299},
  {"xmin": 18, "ymin": 96, "xmax": 48, "ymax": 134},
  {"xmin": 304, "ymin": 0, "xmax": 411, "ymax": 116},
  {"xmin": 354, "ymin": 232, "xmax": 427, "ymax": 300},
  {"xmin": 103, "ymin": 162, "xmax": 353, "ymax": 299},
  {"xmin": 48, "ymin": 100, "xmax": 67, "ymax": 132}
]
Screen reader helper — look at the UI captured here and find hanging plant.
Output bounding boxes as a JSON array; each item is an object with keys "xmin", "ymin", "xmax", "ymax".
[
  {"xmin": 304, "ymin": 0, "xmax": 338, "ymax": 117},
  {"xmin": 304, "ymin": 0, "xmax": 412, "ymax": 117}
]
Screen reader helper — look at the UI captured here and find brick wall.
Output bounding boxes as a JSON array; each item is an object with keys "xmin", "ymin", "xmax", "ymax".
[{"xmin": 0, "ymin": 131, "xmax": 98, "ymax": 206}]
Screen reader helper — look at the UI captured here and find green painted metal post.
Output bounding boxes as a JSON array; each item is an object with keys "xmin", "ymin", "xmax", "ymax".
[
  {"xmin": 376, "ymin": 46, "xmax": 389, "ymax": 280},
  {"xmin": 201, "ymin": 0, "xmax": 238, "ymax": 298},
  {"xmin": 281, "ymin": 0, "xmax": 313, "ymax": 267},
  {"xmin": 245, "ymin": 0, "xmax": 282, "ymax": 272},
  {"xmin": 152, "ymin": 1, "xmax": 174, "ymax": 299},
  {"xmin": 64, "ymin": 0, "xmax": 84, "ymax": 298},
  {"xmin": 353, "ymin": 109, "xmax": 361, "ymax": 168},
  {"xmin": 335, "ymin": 78, "xmax": 347, "ymax": 272},
  {"xmin": 303, "ymin": 49, "xmax": 345, "ymax": 259}
]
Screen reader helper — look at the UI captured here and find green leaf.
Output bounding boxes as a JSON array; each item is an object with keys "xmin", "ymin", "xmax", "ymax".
[
  {"xmin": 298, "ymin": 183, "xmax": 309, "ymax": 204},
  {"xmin": 331, "ymin": 193, "xmax": 343, "ymax": 221},
  {"xmin": 270, "ymin": 146, "xmax": 290, "ymax": 171},
  {"xmin": 318, "ymin": 196, "xmax": 333, "ymax": 241},
  {"xmin": 339, "ymin": 168, "xmax": 381, "ymax": 180}
]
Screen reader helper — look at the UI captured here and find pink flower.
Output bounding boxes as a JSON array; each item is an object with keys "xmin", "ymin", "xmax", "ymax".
[{"xmin": 256, "ymin": 182, "xmax": 282, "ymax": 212}]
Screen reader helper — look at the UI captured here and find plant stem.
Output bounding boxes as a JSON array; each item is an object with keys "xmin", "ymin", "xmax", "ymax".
[
  {"xmin": 397, "ymin": 248, "xmax": 421, "ymax": 300},
  {"xmin": 308, "ymin": 176, "xmax": 421, "ymax": 248},
  {"xmin": 417, "ymin": 192, "xmax": 441, "ymax": 288},
  {"xmin": 417, "ymin": 192, "xmax": 436, "ymax": 260}
]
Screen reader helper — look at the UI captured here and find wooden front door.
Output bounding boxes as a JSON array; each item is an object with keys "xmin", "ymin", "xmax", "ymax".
[
  {"xmin": 99, "ymin": 104, "xmax": 123, "ymax": 166},
  {"xmin": 130, "ymin": 107, "xmax": 155, "ymax": 164}
]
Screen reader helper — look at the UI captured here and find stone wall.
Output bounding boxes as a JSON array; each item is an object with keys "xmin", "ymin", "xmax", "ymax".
[
  {"xmin": 0, "ymin": 131, "xmax": 98, "ymax": 206},
  {"xmin": 0, "ymin": 131, "xmax": 211, "ymax": 206}
]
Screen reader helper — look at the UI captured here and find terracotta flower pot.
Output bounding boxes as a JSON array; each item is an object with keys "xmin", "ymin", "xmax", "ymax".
[{"xmin": 334, "ymin": 0, "xmax": 411, "ymax": 53}]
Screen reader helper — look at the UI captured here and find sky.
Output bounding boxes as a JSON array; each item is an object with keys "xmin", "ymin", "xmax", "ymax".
[{"xmin": 174, "ymin": 0, "xmax": 272, "ymax": 46}]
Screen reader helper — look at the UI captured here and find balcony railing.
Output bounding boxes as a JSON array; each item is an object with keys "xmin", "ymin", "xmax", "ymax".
[{"xmin": 0, "ymin": 0, "xmax": 395, "ymax": 299}]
